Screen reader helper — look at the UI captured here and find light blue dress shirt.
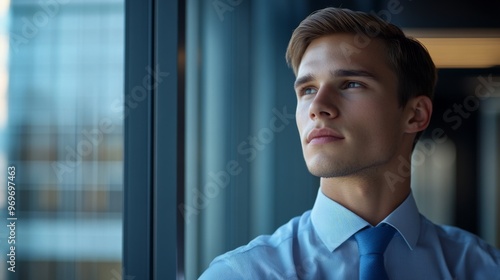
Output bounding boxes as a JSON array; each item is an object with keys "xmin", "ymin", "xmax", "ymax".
[{"xmin": 200, "ymin": 189, "xmax": 500, "ymax": 279}]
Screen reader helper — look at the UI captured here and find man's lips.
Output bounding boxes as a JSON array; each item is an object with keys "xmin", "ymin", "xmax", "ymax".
[{"xmin": 306, "ymin": 128, "xmax": 344, "ymax": 144}]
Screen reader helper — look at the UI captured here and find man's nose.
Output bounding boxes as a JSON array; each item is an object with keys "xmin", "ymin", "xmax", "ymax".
[{"xmin": 308, "ymin": 86, "xmax": 340, "ymax": 120}]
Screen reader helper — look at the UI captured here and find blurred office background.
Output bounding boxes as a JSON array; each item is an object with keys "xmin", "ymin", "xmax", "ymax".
[
  {"xmin": 0, "ymin": 0, "xmax": 499, "ymax": 279},
  {"xmin": 0, "ymin": 0, "xmax": 124, "ymax": 279}
]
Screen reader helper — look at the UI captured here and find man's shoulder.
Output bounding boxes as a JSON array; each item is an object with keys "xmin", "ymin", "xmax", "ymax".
[
  {"xmin": 199, "ymin": 210, "xmax": 313, "ymax": 279},
  {"xmin": 215, "ymin": 210, "xmax": 312, "ymax": 261},
  {"xmin": 422, "ymin": 217, "xmax": 500, "ymax": 275},
  {"xmin": 428, "ymin": 219, "xmax": 499, "ymax": 254}
]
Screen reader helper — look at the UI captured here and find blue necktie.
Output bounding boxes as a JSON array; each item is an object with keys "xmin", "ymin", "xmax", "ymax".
[{"xmin": 354, "ymin": 225, "xmax": 396, "ymax": 280}]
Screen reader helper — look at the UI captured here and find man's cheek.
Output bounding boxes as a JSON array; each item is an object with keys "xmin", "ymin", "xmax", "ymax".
[{"xmin": 295, "ymin": 116, "xmax": 305, "ymax": 135}]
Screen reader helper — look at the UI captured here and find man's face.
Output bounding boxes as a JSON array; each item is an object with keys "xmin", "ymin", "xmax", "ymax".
[{"xmin": 295, "ymin": 34, "xmax": 407, "ymax": 178}]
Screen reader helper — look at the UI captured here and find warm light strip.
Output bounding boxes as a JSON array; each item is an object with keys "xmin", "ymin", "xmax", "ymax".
[{"xmin": 404, "ymin": 29, "xmax": 500, "ymax": 68}]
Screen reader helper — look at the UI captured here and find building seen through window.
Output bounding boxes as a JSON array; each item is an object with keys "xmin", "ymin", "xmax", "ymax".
[{"xmin": 0, "ymin": 0, "xmax": 124, "ymax": 279}]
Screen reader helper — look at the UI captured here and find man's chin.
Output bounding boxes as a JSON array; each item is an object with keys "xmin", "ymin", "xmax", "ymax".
[{"xmin": 306, "ymin": 165, "xmax": 355, "ymax": 178}]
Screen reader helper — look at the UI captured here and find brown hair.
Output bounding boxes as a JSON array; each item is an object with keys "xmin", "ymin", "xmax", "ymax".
[{"xmin": 286, "ymin": 7, "xmax": 437, "ymax": 143}]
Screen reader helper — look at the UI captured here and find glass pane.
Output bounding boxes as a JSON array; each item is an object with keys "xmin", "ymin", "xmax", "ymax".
[{"xmin": 0, "ymin": 0, "xmax": 124, "ymax": 279}]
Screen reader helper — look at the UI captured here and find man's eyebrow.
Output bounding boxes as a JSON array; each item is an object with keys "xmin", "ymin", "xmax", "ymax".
[
  {"xmin": 294, "ymin": 69, "xmax": 378, "ymax": 89},
  {"xmin": 294, "ymin": 74, "xmax": 315, "ymax": 89},
  {"xmin": 332, "ymin": 69, "xmax": 377, "ymax": 80}
]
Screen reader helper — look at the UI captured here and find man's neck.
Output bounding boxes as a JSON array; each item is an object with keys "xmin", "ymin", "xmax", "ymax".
[{"xmin": 320, "ymin": 175, "xmax": 411, "ymax": 226}]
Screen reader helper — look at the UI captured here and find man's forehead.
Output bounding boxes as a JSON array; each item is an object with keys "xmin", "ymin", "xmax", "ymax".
[{"xmin": 297, "ymin": 35, "xmax": 391, "ymax": 78}]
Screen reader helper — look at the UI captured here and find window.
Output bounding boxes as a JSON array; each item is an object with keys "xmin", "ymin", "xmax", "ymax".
[{"xmin": 1, "ymin": 0, "xmax": 124, "ymax": 278}]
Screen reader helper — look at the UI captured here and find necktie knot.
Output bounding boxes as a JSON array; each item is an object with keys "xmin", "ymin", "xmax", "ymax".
[
  {"xmin": 355, "ymin": 225, "xmax": 396, "ymax": 255},
  {"xmin": 354, "ymin": 225, "xmax": 396, "ymax": 280}
]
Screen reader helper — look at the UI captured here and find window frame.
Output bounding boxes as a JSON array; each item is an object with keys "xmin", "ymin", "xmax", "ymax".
[{"xmin": 123, "ymin": 0, "xmax": 185, "ymax": 279}]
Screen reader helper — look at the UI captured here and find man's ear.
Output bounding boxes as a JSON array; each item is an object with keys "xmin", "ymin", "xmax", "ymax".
[{"xmin": 404, "ymin": 95, "xmax": 433, "ymax": 133}]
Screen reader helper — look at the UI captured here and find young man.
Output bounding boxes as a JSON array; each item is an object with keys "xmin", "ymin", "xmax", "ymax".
[{"xmin": 200, "ymin": 7, "xmax": 500, "ymax": 279}]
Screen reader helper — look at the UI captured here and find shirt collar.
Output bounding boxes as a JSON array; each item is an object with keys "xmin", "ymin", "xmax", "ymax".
[
  {"xmin": 380, "ymin": 191, "xmax": 420, "ymax": 250},
  {"xmin": 310, "ymin": 188, "xmax": 420, "ymax": 252}
]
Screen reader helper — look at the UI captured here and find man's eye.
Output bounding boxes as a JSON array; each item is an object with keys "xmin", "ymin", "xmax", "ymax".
[
  {"xmin": 345, "ymin": 82, "xmax": 363, "ymax": 89},
  {"xmin": 303, "ymin": 88, "xmax": 317, "ymax": 95}
]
